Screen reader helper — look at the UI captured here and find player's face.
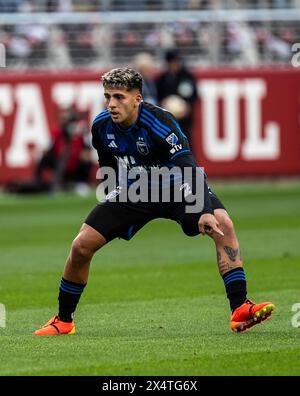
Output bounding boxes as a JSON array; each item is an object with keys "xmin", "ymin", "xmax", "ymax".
[{"xmin": 104, "ymin": 87, "xmax": 142, "ymax": 128}]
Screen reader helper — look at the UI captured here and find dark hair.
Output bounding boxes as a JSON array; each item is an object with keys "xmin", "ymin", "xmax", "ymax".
[
  {"xmin": 101, "ymin": 67, "xmax": 143, "ymax": 93},
  {"xmin": 165, "ymin": 48, "xmax": 181, "ymax": 62}
]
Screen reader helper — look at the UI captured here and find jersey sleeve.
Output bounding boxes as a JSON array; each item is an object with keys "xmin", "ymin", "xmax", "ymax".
[
  {"xmin": 91, "ymin": 122, "xmax": 116, "ymax": 170},
  {"xmin": 146, "ymin": 108, "xmax": 213, "ymax": 214}
]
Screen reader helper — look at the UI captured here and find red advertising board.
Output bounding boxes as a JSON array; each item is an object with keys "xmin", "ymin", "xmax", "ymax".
[
  {"xmin": 0, "ymin": 68, "xmax": 300, "ymax": 184},
  {"xmin": 193, "ymin": 68, "xmax": 300, "ymax": 177}
]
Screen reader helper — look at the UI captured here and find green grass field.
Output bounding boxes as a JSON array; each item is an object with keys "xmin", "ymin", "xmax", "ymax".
[{"xmin": 0, "ymin": 181, "xmax": 300, "ymax": 376}]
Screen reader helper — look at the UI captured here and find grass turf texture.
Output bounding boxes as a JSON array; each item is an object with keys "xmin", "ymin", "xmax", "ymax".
[{"xmin": 0, "ymin": 181, "xmax": 300, "ymax": 376}]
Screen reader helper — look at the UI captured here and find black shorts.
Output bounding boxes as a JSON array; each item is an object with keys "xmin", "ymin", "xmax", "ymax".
[{"xmin": 85, "ymin": 188, "xmax": 226, "ymax": 242}]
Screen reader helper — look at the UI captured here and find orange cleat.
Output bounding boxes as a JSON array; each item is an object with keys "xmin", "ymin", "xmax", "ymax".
[
  {"xmin": 34, "ymin": 316, "xmax": 75, "ymax": 336},
  {"xmin": 230, "ymin": 299, "xmax": 275, "ymax": 333}
]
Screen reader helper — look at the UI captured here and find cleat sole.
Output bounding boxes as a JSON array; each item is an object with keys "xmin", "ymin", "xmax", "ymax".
[
  {"xmin": 253, "ymin": 303, "xmax": 275, "ymax": 322},
  {"xmin": 231, "ymin": 303, "xmax": 275, "ymax": 333}
]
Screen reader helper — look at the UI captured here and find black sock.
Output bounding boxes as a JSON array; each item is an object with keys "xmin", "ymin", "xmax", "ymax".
[
  {"xmin": 223, "ymin": 268, "xmax": 247, "ymax": 312},
  {"xmin": 58, "ymin": 277, "xmax": 86, "ymax": 322}
]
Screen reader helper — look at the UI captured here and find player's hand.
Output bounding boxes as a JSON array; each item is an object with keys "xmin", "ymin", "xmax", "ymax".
[{"xmin": 198, "ymin": 213, "xmax": 224, "ymax": 237}]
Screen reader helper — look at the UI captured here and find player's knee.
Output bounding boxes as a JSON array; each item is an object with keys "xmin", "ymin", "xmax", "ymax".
[
  {"xmin": 71, "ymin": 236, "xmax": 94, "ymax": 260},
  {"xmin": 215, "ymin": 210, "xmax": 234, "ymax": 234}
]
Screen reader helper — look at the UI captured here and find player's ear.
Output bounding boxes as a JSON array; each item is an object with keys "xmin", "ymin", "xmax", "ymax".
[{"xmin": 134, "ymin": 93, "xmax": 142, "ymax": 107}]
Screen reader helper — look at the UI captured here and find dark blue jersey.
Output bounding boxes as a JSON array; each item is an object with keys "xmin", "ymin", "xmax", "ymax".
[{"xmin": 91, "ymin": 102, "xmax": 213, "ymax": 213}]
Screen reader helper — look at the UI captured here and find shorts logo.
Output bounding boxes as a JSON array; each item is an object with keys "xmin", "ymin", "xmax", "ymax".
[
  {"xmin": 180, "ymin": 182, "xmax": 192, "ymax": 198},
  {"xmin": 166, "ymin": 133, "xmax": 178, "ymax": 146},
  {"xmin": 136, "ymin": 139, "xmax": 149, "ymax": 156},
  {"xmin": 106, "ymin": 186, "xmax": 122, "ymax": 200}
]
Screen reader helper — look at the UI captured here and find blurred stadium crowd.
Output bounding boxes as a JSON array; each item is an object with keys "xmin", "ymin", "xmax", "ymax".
[
  {"xmin": 0, "ymin": 1, "xmax": 297, "ymax": 12},
  {"xmin": 0, "ymin": 0, "xmax": 299, "ymax": 68},
  {"xmin": 1, "ymin": 0, "xmax": 299, "ymax": 194}
]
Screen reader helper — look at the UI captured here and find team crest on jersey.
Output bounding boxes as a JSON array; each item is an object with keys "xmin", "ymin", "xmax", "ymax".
[
  {"xmin": 166, "ymin": 133, "xmax": 178, "ymax": 146},
  {"xmin": 136, "ymin": 139, "xmax": 149, "ymax": 156}
]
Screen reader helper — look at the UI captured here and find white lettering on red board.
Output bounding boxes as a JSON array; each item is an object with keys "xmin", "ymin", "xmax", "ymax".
[
  {"xmin": 6, "ymin": 84, "xmax": 50, "ymax": 167},
  {"xmin": 199, "ymin": 79, "xmax": 280, "ymax": 161},
  {"xmin": 51, "ymin": 82, "xmax": 103, "ymax": 124},
  {"xmin": 0, "ymin": 82, "xmax": 103, "ymax": 167},
  {"xmin": 0, "ymin": 79, "xmax": 279, "ymax": 168},
  {"xmin": 0, "ymin": 84, "xmax": 13, "ymax": 166}
]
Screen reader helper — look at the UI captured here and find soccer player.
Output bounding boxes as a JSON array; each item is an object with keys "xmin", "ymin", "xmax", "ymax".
[{"xmin": 34, "ymin": 68, "xmax": 275, "ymax": 336}]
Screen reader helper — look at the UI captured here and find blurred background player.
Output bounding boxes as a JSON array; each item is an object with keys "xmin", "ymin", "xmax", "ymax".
[
  {"xmin": 156, "ymin": 48, "xmax": 198, "ymax": 148},
  {"xmin": 133, "ymin": 52, "xmax": 158, "ymax": 105},
  {"xmin": 35, "ymin": 107, "xmax": 93, "ymax": 195}
]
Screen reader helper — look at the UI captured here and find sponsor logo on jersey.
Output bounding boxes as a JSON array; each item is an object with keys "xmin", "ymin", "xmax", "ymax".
[
  {"xmin": 107, "ymin": 134, "xmax": 115, "ymax": 139},
  {"xmin": 170, "ymin": 144, "xmax": 182, "ymax": 154},
  {"xmin": 166, "ymin": 133, "xmax": 178, "ymax": 146}
]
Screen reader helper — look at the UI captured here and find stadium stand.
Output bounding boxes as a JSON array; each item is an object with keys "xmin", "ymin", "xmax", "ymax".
[{"xmin": 0, "ymin": 0, "xmax": 299, "ymax": 68}]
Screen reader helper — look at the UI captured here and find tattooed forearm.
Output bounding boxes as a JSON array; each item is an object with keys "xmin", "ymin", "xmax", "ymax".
[{"xmin": 224, "ymin": 246, "xmax": 240, "ymax": 262}]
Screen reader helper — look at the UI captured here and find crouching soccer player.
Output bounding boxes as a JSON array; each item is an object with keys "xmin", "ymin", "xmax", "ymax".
[{"xmin": 34, "ymin": 68, "xmax": 275, "ymax": 336}]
